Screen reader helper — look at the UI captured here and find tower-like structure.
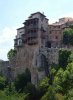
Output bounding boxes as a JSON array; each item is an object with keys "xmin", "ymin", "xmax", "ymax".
[{"xmin": 14, "ymin": 12, "xmax": 50, "ymax": 85}]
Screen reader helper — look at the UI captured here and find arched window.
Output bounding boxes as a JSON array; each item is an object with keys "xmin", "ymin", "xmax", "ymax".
[{"xmin": 18, "ymin": 39, "xmax": 22, "ymax": 46}]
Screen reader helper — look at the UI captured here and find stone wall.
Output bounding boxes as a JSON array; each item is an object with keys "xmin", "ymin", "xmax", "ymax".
[
  {"xmin": 0, "ymin": 61, "xmax": 9, "ymax": 77},
  {"xmin": 14, "ymin": 45, "xmax": 59, "ymax": 85}
]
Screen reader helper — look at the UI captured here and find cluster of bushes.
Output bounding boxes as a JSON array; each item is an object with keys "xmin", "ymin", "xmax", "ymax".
[
  {"xmin": 0, "ymin": 68, "xmax": 37, "ymax": 100},
  {"xmin": 58, "ymin": 49, "xmax": 71, "ymax": 68}
]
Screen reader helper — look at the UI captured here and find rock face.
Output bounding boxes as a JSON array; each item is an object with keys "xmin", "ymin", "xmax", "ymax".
[
  {"xmin": 15, "ymin": 45, "xmax": 39, "ymax": 84},
  {"xmin": 14, "ymin": 44, "xmax": 59, "ymax": 85}
]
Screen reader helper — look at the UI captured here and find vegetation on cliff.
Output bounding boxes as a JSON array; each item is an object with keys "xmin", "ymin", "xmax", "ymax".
[
  {"xmin": 0, "ymin": 49, "xmax": 73, "ymax": 100},
  {"xmin": 7, "ymin": 49, "xmax": 17, "ymax": 60},
  {"xmin": 63, "ymin": 28, "xmax": 73, "ymax": 45}
]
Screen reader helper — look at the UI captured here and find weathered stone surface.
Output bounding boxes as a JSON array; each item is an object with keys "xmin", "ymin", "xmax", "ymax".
[{"xmin": 13, "ymin": 44, "xmax": 59, "ymax": 85}]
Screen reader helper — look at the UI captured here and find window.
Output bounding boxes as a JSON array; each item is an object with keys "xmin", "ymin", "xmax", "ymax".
[
  {"xmin": 58, "ymin": 26, "xmax": 60, "ymax": 28},
  {"xmin": 20, "ymin": 31, "xmax": 23, "ymax": 33},
  {"xmin": 49, "ymin": 31, "xmax": 51, "ymax": 34},
  {"xmin": 55, "ymin": 36, "xmax": 58, "ymax": 39},
  {"xmin": 18, "ymin": 39, "xmax": 22, "ymax": 45}
]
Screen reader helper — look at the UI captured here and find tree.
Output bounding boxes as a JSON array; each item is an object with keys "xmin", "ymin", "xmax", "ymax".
[
  {"xmin": 24, "ymin": 83, "xmax": 38, "ymax": 100},
  {"xmin": 0, "ymin": 60, "xmax": 4, "ymax": 75},
  {"xmin": 63, "ymin": 28, "xmax": 73, "ymax": 45},
  {"xmin": 58, "ymin": 49, "xmax": 71, "ymax": 69},
  {"xmin": 7, "ymin": 49, "xmax": 17, "ymax": 60},
  {"xmin": 14, "ymin": 68, "xmax": 31, "ymax": 92},
  {"xmin": 41, "ymin": 88, "xmax": 56, "ymax": 100},
  {"xmin": 68, "ymin": 52, "xmax": 73, "ymax": 63},
  {"xmin": 41, "ymin": 86, "xmax": 63, "ymax": 100},
  {"xmin": 24, "ymin": 68, "xmax": 31, "ymax": 83},
  {"xmin": 69, "ymin": 24, "xmax": 73, "ymax": 29},
  {"xmin": 66, "ymin": 88, "xmax": 73, "ymax": 100},
  {"xmin": 38, "ymin": 77, "xmax": 50, "ymax": 96},
  {"xmin": 0, "ymin": 76, "xmax": 6, "ymax": 90},
  {"xmin": 54, "ymin": 63, "xmax": 73, "ymax": 95}
]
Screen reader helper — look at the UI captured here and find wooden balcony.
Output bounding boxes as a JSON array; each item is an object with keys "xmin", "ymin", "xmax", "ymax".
[
  {"xmin": 26, "ymin": 33, "xmax": 38, "ymax": 39},
  {"xmin": 25, "ymin": 24, "xmax": 38, "ymax": 30},
  {"xmin": 27, "ymin": 38, "xmax": 38, "ymax": 45}
]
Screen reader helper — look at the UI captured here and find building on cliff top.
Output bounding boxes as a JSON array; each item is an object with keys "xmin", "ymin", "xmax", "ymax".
[{"xmin": 13, "ymin": 12, "xmax": 73, "ymax": 85}]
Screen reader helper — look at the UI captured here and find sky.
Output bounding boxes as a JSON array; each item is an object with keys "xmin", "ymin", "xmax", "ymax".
[{"xmin": 0, "ymin": 0, "xmax": 73, "ymax": 61}]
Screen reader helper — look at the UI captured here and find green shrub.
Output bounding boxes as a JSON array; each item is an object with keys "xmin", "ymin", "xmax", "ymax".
[
  {"xmin": 63, "ymin": 28, "xmax": 73, "ymax": 45},
  {"xmin": 59, "ymin": 49, "xmax": 71, "ymax": 69},
  {"xmin": 24, "ymin": 83, "xmax": 38, "ymax": 100},
  {"xmin": 41, "ymin": 86, "xmax": 56, "ymax": 100},
  {"xmin": 14, "ymin": 68, "xmax": 31, "ymax": 92},
  {"xmin": 0, "ymin": 76, "xmax": 6, "ymax": 90},
  {"xmin": 0, "ymin": 90, "xmax": 27, "ymax": 100}
]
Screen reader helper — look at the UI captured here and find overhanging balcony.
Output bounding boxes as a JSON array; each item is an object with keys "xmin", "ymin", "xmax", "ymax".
[
  {"xmin": 26, "ymin": 33, "xmax": 38, "ymax": 39},
  {"xmin": 27, "ymin": 38, "xmax": 38, "ymax": 45}
]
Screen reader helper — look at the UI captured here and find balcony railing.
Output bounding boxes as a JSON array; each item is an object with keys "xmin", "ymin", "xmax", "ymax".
[
  {"xmin": 25, "ymin": 24, "xmax": 38, "ymax": 30},
  {"xmin": 26, "ymin": 33, "xmax": 38, "ymax": 39}
]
